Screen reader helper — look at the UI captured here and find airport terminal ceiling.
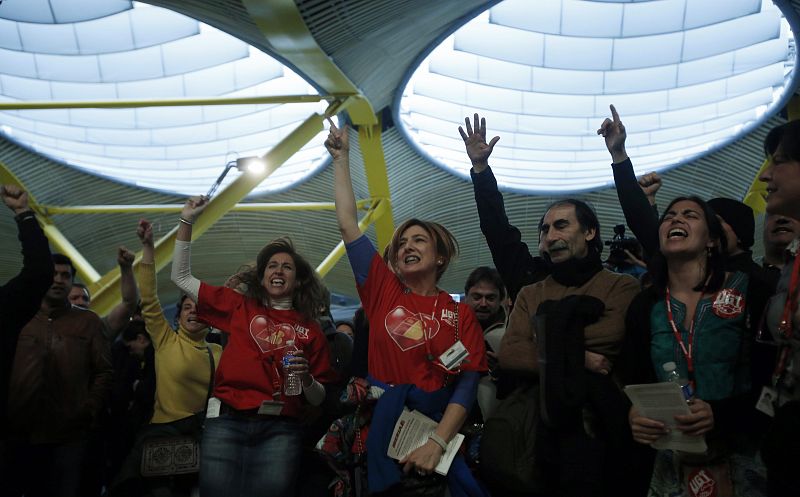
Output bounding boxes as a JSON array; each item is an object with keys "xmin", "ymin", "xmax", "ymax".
[{"xmin": 0, "ymin": 0, "xmax": 799, "ymax": 304}]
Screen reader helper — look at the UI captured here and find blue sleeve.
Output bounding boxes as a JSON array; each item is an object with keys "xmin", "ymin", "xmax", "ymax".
[
  {"xmin": 345, "ymin": 235, "xmax": 376, "ymax": 286},
  {"xmin": 448, "ymin": 371, "xmax": 479, "ymax": 410}
]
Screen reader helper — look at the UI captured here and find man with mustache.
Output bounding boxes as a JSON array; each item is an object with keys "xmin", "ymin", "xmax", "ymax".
[
  {"xmin": 461, "ymin": 114, "xmax": 550, "ymax": 302},
  {"xmin": 6, "ymin": 253, "xmax": 113, "ymax": 497},
  {"xmin": 501, "ymin": 197, "xmax": 641, "ymax": 497},
  {"xmin": 460, "ymin": 114, "xmax": 641, "ymax": 497}
]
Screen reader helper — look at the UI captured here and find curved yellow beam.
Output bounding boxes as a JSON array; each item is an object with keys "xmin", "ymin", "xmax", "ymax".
[
  {"xmin": 240, "ymin": 0, "xmax": 395, "ymax": 261},
  {"xmin": 40, "ymin": 199, "xmax": 371, "ymax": 215},
  {"xmin": 88, "ymin": 111, "xmax": 328, "ymax": 315},
  {"xmin": 242, "ymin": 0, "xmax": 376, "ymax": 126},
  {"xmin": 0, "ymin": 160, "xmax": 101, "ymax": 283},
  {"xmin": 358, "ymin": 115, "xmax": 395, "ymax": 250},
  {"xmin": 316, "ymin": 198, "xmax": 390, "ymax": 277}
]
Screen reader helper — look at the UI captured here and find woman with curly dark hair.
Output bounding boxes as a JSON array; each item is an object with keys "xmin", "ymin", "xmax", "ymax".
[{"xmin": 171, "ymin": 198, "xmax": 335, "ymax": 497}]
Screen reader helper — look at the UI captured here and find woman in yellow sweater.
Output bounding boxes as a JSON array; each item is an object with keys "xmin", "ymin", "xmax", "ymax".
[{"xmin": 110, "ymin": 219, "xmax": 222, "ymax": 497}]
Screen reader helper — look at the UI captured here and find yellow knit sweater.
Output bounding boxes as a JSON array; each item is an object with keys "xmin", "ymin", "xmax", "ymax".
[{"xmin": 138, "ymin": 262, "xmax": 222, "ymax": 424}]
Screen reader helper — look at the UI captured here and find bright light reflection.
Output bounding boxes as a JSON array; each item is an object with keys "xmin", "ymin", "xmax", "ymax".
[
  {"xmin": 0, "ymin": 1, "xmax": 329, "ymax": 196},
  {"xmin": 397, "ymin": 0, "xmax": 798, "ymax": 193}
]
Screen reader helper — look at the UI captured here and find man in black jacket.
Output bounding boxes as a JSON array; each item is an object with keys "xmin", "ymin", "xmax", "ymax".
[
  {"xmin": 0, "ymin": 185, "xmax": 53, "ymax": 406},
  {"xmin": 460, "ymin": 114, "xmax": 549, "ymax": 302},
  {"xmin": 0, "ymin": 184, "xmax": 53, "ymax": 472}
]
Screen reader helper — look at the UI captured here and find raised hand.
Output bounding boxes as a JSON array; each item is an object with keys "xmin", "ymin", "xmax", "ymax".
[
  {"xmin": 117, "ymin": 246, "xmax": 135, "ymax": 268},
  {"xmin": 324, "ymin": 118, "xmax": 349, "ymax": 161},
  {"xmin": 458, "ymin": 113, "xmax": 500, "ymax": 173},
  {"xmin": 2, "ymin": 184, "xmax": 30, "ymax": 215},
  {"xmin": 137, "ymin": 219, "xmax": 154, "ymax": 246},
  {"xmin": 597, "ymin": 104, "xmax": 628, "ymax": 163},
  {"xmin": 637, "ymin": 172, "xmax": 662, "ymax": 205},
  {"xmin": 181, "ymin": 196, "xmax": 208, "ymax": 223}
]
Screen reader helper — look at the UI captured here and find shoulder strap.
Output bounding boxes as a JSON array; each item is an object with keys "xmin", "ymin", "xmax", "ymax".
[{"xmin": 205, "ymin": 346, "xmax": 215, "ymax": 402}]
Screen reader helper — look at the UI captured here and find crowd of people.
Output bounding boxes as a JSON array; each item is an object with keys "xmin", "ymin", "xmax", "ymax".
[{"xmin": 0, "ymin": 107, "xmax": 798, "ymax": 497}]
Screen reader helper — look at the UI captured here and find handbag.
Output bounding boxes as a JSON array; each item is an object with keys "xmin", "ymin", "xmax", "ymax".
[{"xmin": 140, "ymin": 345, "xmax": 215, "ymax": 477}]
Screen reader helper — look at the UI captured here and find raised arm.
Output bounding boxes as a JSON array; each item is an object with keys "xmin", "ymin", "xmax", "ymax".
[
  {"xmin": 103, "ymin": 246, "xmax": 138, "ymax": 339},
  {"xmin": 327, "ymin": 119, "xmax": 361, "ymax": 244},
  {"xmin": 1, "ymin": 185, "xmax": 53, "ymax": 319},
  {"xmin": 460, "ymin": 114, "xmax": 548, "ymax": 301},
  {"xmin": 137, "ymin": 219, "xmax": 173, "ymax": 347},
  {"xmin": 597, "ymin": 105, "xmax": 659, "ymax": 257},
  {"xmin": 139, "ymin": 219, "xmax": 155, "ymax": 265},
  {"xmin": 170, "ymin": 197, "xmax": 207, "ymax": 301}
]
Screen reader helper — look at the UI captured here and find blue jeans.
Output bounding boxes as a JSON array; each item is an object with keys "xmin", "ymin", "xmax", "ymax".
[{"xmin": 200, "ymin": 413, "xmax": 304, "ymax": 497}]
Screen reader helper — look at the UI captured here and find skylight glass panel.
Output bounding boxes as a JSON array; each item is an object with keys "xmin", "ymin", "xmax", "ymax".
[
  {"xmin": 397, "ymin": 0, "xmax": 798, "ymax": 193},
  {"xmin": 0, "ymin": 1, "xmax": 330, "ymax": 196}
]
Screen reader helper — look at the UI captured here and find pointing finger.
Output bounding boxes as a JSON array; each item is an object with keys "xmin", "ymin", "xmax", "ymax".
[
  {"xmin": 610, "ymin": 104, "xmax": 620, "ymax": 124},
  {"xmin": 464, "ymin": 116, "xmax": 473, "ymax": 136}
]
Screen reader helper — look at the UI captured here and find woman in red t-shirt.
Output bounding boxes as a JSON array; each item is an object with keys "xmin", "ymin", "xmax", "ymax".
[
  {"xmin": 327, "ymin": 120, "xmax": 489, "ymax": 496},
  {"xmin": 171, "ymin": 200, "xmax": 335, "ymax": 497}
]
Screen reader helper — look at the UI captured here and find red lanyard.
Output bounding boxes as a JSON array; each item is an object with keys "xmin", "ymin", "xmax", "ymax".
[
  {"xmin": 772, "ymin": 253, "xmax": 800, "ymax": 384},
  {"xmin": 665, "ymin": 287, "xmax": 702, "ymax": 387},
  {"xmin": 415, "ymin": 292, "xmax": 461, "ymax": 383},
  {"xmin": 422, "ymin": 293, "xmax": 441, "ymax": 362},
  {"xmin": 263, "ymin": 356, "xmax": 283, "ymax": 400},
  {"xmin": 778, "ymin": 253, "xmax": 800, "ymax": 339}
]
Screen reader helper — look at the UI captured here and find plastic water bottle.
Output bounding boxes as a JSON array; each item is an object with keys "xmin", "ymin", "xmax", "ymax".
[
  {"xmin": 282, "ymin": 340, "xmax": 302, "ymax": 396},
  {"xmin": 662, "ymin": 361, "xmax": 693, "ymax": 401}
]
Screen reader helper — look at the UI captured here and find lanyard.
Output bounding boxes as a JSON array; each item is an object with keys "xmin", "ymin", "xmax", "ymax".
[
  {"xmin": 413, "ymin": 291, "xmax": 462, "ymax": 384},
  {"xmin": 772, "ymin": 253, "xmax": 800, "ymax": 384},
  {"xmin": 422, "ymin": 292, "xmax": 441, "ymax": 363},
  {"xmin": 665, "ymin": 286, "xmax": 703, "ymax": 389},
  {"xmin": 263, "ymin": 356, "xmax": 283, "ymax": 400},
  {"xmin": 778, "ymin": 253, "xmax": 800, "ymax": 339}
]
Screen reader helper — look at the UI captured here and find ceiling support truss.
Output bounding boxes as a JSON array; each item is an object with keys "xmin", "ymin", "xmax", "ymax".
[{"xmin": 3, "ymin": 0, "xmax": 395, "ymax": 315}]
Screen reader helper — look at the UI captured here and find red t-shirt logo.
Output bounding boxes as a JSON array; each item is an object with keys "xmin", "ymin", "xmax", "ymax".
[
  {"xmin": 384, "ymin": 306, "xmax": 440, "ymax": 351},
  {"xmin": 250, "ymin": 316, "xmax": 296, "ymax": 353}
]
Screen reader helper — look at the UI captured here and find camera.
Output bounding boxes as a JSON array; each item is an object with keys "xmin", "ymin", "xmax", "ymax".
[{"xmin": 604, "ymin": 224, "xmax": 640, "ymax": 267}]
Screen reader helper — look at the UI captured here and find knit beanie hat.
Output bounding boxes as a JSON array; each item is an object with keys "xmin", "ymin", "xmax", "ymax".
[{"xmin": 708, "ymin": 197, "xmax": 755, "ymax": 249}]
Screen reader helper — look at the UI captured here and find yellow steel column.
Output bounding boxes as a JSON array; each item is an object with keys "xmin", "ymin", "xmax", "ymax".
[
  {"xmin": 242, "ymin": 0, "xmax": 396, "ymax": 271},
  {"xmin": 316, "ymin": 198, "xmax": 390, "ymax": 277},
  {"xmin": 358, "ymin": 117, "xmax": 395, "ymax": 250},
  {"xmin": 0, "ymin": 161, "xmax": 102, "ymax": 283},
  {"xmin": 242, "ymin": 0, "xmax": 376, "ymax": 126}
]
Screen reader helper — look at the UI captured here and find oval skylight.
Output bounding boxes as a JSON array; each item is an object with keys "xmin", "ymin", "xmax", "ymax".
[
  {"xmin": 397, "ymin": 0, "xmax": 798, "ymax": 194},
  {"xmin": 0, "ymin": 1, "xmax": 330, "ymax": 196}
]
